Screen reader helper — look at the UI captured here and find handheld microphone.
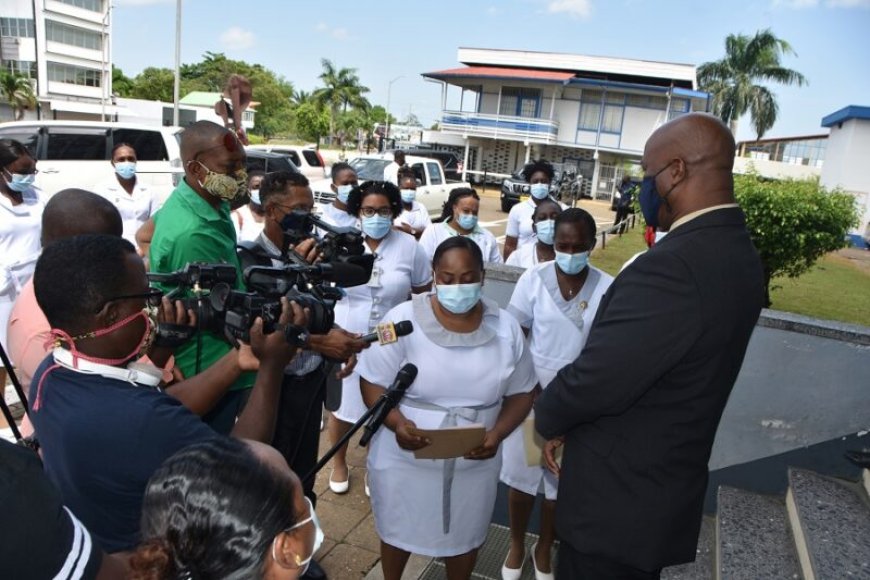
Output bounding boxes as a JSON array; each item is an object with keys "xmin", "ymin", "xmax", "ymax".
[
  {"xmin": 359, "ymin": 363, "xmax": 418, "ymax": 447},
  {"xmin": 360, "ymin": 321, "xmax": 414, "ymax": 345}
]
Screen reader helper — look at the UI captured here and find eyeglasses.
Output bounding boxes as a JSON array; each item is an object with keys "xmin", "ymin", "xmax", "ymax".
[
  {"xmin": 360, "ymin": 207, "xmax": 393, "ymax": 218},
  {"xmin": 98, "ymin": 288, "xmax": 164, "ymax": 312}
]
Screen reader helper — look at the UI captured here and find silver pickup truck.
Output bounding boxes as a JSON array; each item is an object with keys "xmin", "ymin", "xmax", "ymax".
[{"xmin": 311, "ymin": 153, "xmax": 471, "ymax": 218}]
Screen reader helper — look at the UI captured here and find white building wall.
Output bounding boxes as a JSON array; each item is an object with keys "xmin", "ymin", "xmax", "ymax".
[
  {"xmin": 820, "ymin": 118, "xmax": 870, "ymax": 234},
  {"xmin": 621, "ymin": 107, "xmax": 666, "ymax": 152}
]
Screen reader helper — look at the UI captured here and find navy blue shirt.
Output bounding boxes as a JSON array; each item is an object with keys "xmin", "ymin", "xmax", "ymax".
[{"xmin": 29, "ymin": 356, "xmax": 217, "ymax": 553}]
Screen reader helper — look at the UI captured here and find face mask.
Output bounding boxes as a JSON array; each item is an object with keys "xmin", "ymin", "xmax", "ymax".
[
  {"xmin": 361, "ymin": 215, "xmax": 392, "ymax": 240},
  {"xmin": 436, "ymin": 282, "xmax": 482, "ymax": 314},
  {"xmin": 196, "ymin": 161, "xmax": 247, "ymax": 201},
  {"xmin": 273, "ymin": 497, "xmax": 325, "ymax": 576},
  {"xmin": 555, "ymin": 251, "xmax": 589, "ymax": 275},
  {"xmin": 336, "ymin": 184, "xmax": 353, "ymax": 204},
  {"xmin": 535, "ymin": 219, "xmax": 556, "ymax": 246},
  {"xmin": 400, "ymin": 189, "xmax": 416, "ymax": 203},
  {"xmin": 456, "ymin": 213, "xmax": 478, "ymax": 231},
  {"xmin": 529, "ymin": 183, "xmax": 550, "ymax": 200},
  {"xmin": 639, "ymin": 162, "xmax": 674, "ymax": 229},
  {"xmin": 249, "ymin": 189, "xmax": 261, "ymax": 206},
  {"xmin": 114, "ymin": 162, "xmax": 137, "ymax": 180},
  {"xmin": 654, "ymin": 231, "xmax": 667, "ymax": 244},
  {"xmin": 3, "ymin": 170, "xmax": 35, "ymax": 193}
]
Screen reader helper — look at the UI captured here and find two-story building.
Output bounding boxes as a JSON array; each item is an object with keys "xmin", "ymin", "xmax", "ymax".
[
  {"xmin": 1, "ymin": 0, "xmax": 114, "ymax": 121},
  {"xmin": 422, "ymin": 47, "xmax": 709, "ymax": 201}
]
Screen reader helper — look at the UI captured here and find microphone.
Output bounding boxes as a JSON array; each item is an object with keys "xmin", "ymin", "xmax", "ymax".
[
  {"xmin": 310, "ymin": 262, "xmax": 371, "ymax": 287},
  {"xmin": 359, "ymin": 363, "xmax": 418, "ymax": 447},
  {"xmin": 360, "ymin": 321, "xmax": 414, "ymax": 345}
]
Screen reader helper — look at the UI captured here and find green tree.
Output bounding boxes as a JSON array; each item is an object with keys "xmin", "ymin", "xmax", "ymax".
[
  {"xmin": 112, "ymin": 65, "xmax": 134, "ymax": 97},
  {"xmin": 314, "ymin": 59, "xmax": 371, "ymax": 144},
  {"xmin": 698, "ymin": 29, "xmax": 807, "ymax": 139},
  {"xmin": 0, "ymin": 71, "xmax": 36, "ymax": 121},
  {"xmin": 130, "ymin": 67, "xmax": 175, "ymax": 102},
  {"xmin": 734, "ymin": 173, "xmax": 858, "ymax": 306},
  {"xmin": 293, "ymin": 102, "xmax": 330, "ymax": 145}
]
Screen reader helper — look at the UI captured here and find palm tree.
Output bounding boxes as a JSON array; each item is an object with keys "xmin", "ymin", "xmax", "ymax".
[
  {"xmin": 314, "ymin": 59, "xmax": 371, "ymax": 144},
  {"xmin": 0, "ymin": 71, "xmax": 37, "ymax": 121},
  {"xmin": 698, "ymin": 29, "xmax": 807, "ymax": 139}
]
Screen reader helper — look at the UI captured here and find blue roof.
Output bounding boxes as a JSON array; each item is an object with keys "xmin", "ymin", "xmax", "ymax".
[{"xmin": 821, "ymin": 105, "xmax": 870, "ymax": 128}]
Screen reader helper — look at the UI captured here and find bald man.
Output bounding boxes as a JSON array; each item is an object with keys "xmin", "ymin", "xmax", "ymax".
[
  {"xmin": 149, "ymin": 120, "xmax": 253, "ymax": 435},
  {"xmin": 535, "ymin": 113, "xmax": 764, "ymax": 579},
  {"xmin": 7, "ymin": 189, "xmax": 123, "ymax": 389}
]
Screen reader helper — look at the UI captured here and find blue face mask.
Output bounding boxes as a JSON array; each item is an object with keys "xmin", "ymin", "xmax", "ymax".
[
  {"xmin": 361, "ymin": 215, "xmax": 392, "ymax": 240},
  {"xmin": 639, "ymin": 162, "xmax": 674, "ymax": 229},
  {"xmin": 456, "ymin": 213, "xmax": 478, "ymax": 231},
  {"xmin": 529, "ymin": 183, "xmax": 550, "ymax": 200},
  {"xmin": 436, "ymin": 282, "xmax": 482, "ymax": 314},
  {"xmin": 400, "ymin": 189, "xmax": 416, "ymax": 203},
  {"xmin": 555, "ymin": 251, "xmax": 589, "ymax": 275},
  {"xmin": 535, "ymin": 219, "xmax": 556, "ymax": 246},
  {"xmin": 114, "ymin": 162, "xmax": 137, "ymax": 180},
  {"xmin": 336, "ymin": 184, "xmax": 353, "ymax": 204},
  {"xmin": 4, "ymin": 170, "xmax": 35, "ymax": 193}
]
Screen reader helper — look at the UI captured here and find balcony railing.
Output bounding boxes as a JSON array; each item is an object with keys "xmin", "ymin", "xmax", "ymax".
[{"xmin": 440, "ymin": 111, "xmax": 559, "ymax": 143}]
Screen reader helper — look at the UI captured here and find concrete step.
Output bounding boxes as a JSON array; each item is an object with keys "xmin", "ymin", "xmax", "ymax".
[
  {"xmin": 714, "ymin": 486, "xmax": 801, "ymax": 580},
  {"xmin": 786, "ymin": 468, "xmax": 870, "ymax": 580},
  {"xmin": 661, "ymin": 515, "xmax": 715, "ymax": 579}
]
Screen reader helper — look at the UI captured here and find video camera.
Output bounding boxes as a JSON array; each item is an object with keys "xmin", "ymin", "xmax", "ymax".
[{"xmin": 280, "ymin": 209, "xmax": 375, "ymax": 279}]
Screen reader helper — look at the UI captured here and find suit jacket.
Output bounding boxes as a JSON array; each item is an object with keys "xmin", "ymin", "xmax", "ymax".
[{"xmin": 535, "ymin": 207, "xmax": 764, "ymax": 571}]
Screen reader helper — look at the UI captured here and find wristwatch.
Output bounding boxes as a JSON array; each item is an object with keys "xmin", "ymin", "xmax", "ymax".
[{"xmin": 283, "ymin": 324, "xmax": 310, "ymax": 348}]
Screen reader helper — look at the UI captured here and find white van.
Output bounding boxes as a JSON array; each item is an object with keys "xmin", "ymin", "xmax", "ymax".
[
  {"xmin": 0, "ymin": 121, "xmax": 183, "ymax": 200},
  {"xmin": 246, "ymin": 144, "xmax": 327, "ymax": 180}
]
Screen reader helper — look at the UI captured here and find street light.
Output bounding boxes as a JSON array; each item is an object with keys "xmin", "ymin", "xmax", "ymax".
[{"xmin": 385, "ymin": 75, "xmax": 403, "ymax": 148}]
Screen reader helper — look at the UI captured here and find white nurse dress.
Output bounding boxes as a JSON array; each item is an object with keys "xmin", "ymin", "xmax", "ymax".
[
  {"xmin": 356, "ymin": 294, "xmax": 536, "ymax": 557},
  {"xmin": 332, "ymin": 229, "xmax": 431, "ymax": 423},
  {"xmin": 499, "ymin": 262, "xmax": 613, "ymax": 500},
  {"xmin": 418, "ymin": 221, "xmax": 502, "ymax": 265}
]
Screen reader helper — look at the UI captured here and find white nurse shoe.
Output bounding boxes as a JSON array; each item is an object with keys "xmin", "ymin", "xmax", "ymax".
[
  {"xmin": 328, "ymin": 470, "xmax": 349, "ymax": 494},
  {"xmin": 530, "ymin": 542, "xmax": 555, "ymax": 580},
  {"xmin": 501, "ymin": 549, "xmax": 525, "ymax": 580}
]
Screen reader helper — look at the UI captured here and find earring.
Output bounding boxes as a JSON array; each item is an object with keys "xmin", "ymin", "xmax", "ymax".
[{"xmin": 295, "ymin": 554, "xmax": 303, "ymax": 566}]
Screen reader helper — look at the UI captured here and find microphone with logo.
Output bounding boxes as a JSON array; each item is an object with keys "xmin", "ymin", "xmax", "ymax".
[{"xmin": 359, "ymin": 363, "xmax": 418, "ymax": 447}]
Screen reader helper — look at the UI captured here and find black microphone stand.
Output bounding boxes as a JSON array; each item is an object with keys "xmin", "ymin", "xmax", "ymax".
[{"xmin": 302, "ymin": 389, "xmax": 397, "ymax": 486}]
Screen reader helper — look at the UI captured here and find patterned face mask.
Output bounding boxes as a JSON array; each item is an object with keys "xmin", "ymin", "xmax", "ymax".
[{"xmin": 195, "ymin": 161, "xmax": 248, "ymax": 201}]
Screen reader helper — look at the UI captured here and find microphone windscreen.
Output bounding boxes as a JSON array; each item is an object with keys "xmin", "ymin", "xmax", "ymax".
[
  {"xmin": 393, "ymin": 320, "xmax": 414, "ymax": 337},
  {"xmin": 321, "ymin": 262, "xmax": 371, "ymax": 287},
  {"xmin": 398, "ymin": 363, "xmax": 418, "ymax": 384}
]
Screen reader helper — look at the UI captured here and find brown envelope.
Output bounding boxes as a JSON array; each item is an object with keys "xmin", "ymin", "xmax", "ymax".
[
  {"xmin": 413, "ymin": 424, "xmax": 486, "ymax": 460},
  {"xmin": 523, "ymin": 415, "xmax": 563, "ymax": 467}
]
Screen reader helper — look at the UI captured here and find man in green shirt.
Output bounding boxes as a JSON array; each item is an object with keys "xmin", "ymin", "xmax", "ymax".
[{"xmin": 150, "ymin": 120, "xmax": 253, "ymax": 434}]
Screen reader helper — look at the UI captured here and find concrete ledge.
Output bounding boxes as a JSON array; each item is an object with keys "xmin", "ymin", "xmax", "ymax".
[{"xmin": 758, "ymin": 309, "xmax": 870, "ymax": 346}]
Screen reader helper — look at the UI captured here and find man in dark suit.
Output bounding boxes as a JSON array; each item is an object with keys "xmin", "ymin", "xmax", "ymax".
[{"xmin": 535, "ymin": 113, "xmax": 765, "ymax": 579}]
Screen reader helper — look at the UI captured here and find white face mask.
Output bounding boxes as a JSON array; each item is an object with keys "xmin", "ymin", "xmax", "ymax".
[{"xmin": 273, "ymin": 496, "xmax": 324, "ymax": 575}]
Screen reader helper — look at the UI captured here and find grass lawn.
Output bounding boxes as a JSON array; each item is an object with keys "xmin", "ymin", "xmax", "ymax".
[{"xmin": 590, "ymin": 226, "xmax": 870, "ymax": 327}]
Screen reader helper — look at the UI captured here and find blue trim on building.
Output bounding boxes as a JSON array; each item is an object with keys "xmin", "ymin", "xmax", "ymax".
[
  {"xmin": 821, "ymin": 105, "xmax": 870, "ymax": 128},
  {"xmin": 672, "ymin": 86, "xmax": 709, "ymax": 99},
  {"xmin": 568, "ymin": 77, "xmax": 670, "ymax": 93},
  {"xmin": 441, "ymin": 114, "xmax": 557, "ymax": 136}
]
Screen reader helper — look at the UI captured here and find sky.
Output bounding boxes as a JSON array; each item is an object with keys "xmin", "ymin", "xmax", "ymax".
[{"xmin": 111, "ymin": 0, "xmax": 870, "ymax": 143}]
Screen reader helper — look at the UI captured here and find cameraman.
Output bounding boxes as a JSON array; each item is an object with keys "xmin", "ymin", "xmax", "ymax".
[{"xmin": 241, "ymin": 171, "xmax": 368, "ymax": 580}]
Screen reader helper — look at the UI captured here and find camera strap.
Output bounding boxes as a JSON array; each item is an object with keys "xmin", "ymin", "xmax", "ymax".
[{"xmin": 52, "ymin": 348, "xmax": 163, "ymax": 388}]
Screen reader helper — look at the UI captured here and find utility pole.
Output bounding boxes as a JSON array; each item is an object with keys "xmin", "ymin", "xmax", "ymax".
[
  {"xmin": 172, "ymin": 0, "xmax": 182, "ymax": 126},
  {"xmin": 386, "ymin": 75, "xmax": 403, "ymax": 149}
]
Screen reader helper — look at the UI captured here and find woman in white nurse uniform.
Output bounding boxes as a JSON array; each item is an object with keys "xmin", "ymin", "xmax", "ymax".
[
  {"xmin": 499, "ymin": 208, "xmax": 614, "ymax": 580},
  {"xmin": 327, "ymin": 180, "xmax": 432, "ymax": 495},
  {"xmin": 393, "ymin": 168, "xmax": 431, "ymax": 239},
  {"xmin": 357, "ymin": 236, "xmax": 536, "ymax": 580},
  {"xmin": 418, "ymin": 188, "xmax": 502, "ymax": 265},
  {"xmin": 0, "ymin": 139, "xmax": 44, "ymax": 385},
  {"xmin": 95, "ymin": 143, "xmax": 162, "ymax": 246},
  {"xmin": 504, "ymin": 199, "xmax": 563, "ymax": 269}
]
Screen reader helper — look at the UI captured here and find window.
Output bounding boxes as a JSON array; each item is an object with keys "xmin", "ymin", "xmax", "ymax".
[
  {"xmin": 426, "ymin": 162, "xmax": 443, "ymax": 186},
  {"xmin": 498, "ymin": 87, "xmax": 541, "ymax": 118},
  {"xmin": 0, "ymin": 126, "xmax": 40, "ymax": 157},
  {"xmin": 46, "ymin": 21, "xmax": 102, "ymax": 50},
  {"xmin": 578, "ymin": 90, "xmax": 602, "ymax": 131},
  {"xmin": 112, "ymin": 129, "xmax": 168, "ymax": 161},
  {"xmin": 284, "ymin": 151, "xmax": 302, "ymax": 166},
  {"xmin": 56, "ymin": 0, "xmax": 104, "ymax": 11},
  {"xmin": 411, "ymin": 163, "xmax": 427, "ymax": 185},
  {"xmin": 601, "ymin": 105, "xmax": 624, "ymax": 133},
  {"xmin": 3, "ymin": 60, "xmax": 37, "ymax": 78},
  {"xmin": 626, "ymin": 94, "xmax": 667, "ymax": 110},
  {"xmin": 46, "ymin": 129, "xmax": 108, "ymax": 161},
  {"xmin": 302, "ymin": 150, "xmax": 322, "ymax": 167},
  {"xmin": 48, "ymin": 63, "xmax": 102, "ymax": 87},
  {"xmin": 0, "ymin": 18, "xmax": 35, "ymax": 38},
  {"xmin": 668, "ymin": 98, "xmax": 690, "ymax": 121}
]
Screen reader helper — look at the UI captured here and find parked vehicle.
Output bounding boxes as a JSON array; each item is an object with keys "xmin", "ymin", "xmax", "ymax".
[
  {"xmin": 309, "ymin": 153, "xmax": 470, "ymax": 217},
  {"xmin": 244, "ymin": 148, "xmax": 302, "ymax": 176},
  {"xmin": 394, "ymin": 148, "xmax": 464, "ymax": 182},
  {"xmin": 0, "ymin": 120, "xmax": 182, "ymax": 202},
  {"xmin": 246, "ymin": 144, "xmax": 327, "ymax": 180}
]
